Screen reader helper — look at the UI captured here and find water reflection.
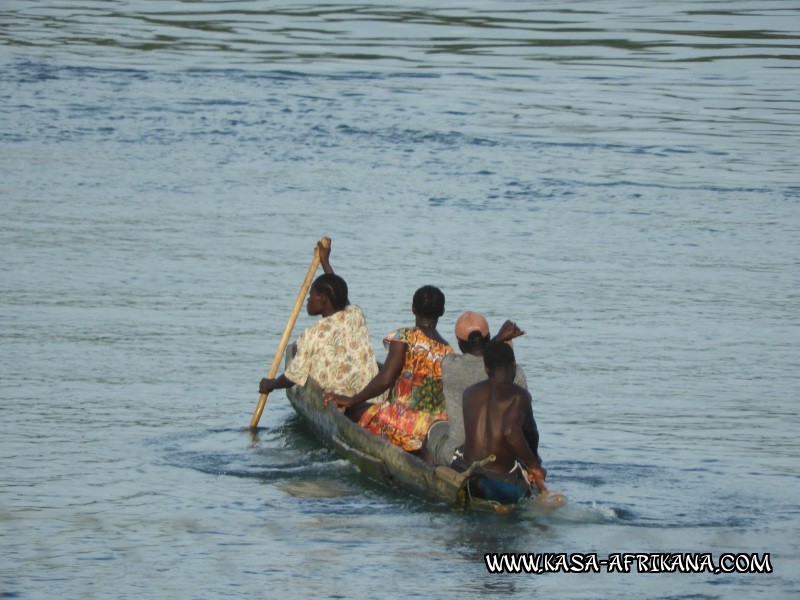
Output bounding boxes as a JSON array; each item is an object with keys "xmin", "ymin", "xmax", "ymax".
[{"xmin": 2, "ymin": 1, "xmax": 797, "ymax": 71}]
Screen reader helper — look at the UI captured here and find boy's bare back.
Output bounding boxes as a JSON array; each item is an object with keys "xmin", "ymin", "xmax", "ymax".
[{"xmin": 462, "ymin": 379, "xmax": 539, "ymax": 474}]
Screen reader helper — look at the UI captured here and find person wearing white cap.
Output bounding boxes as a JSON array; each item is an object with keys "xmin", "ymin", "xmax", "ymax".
[{"xmin": 423, "ymin": 311, "xmax": 529, "ymax": 467}]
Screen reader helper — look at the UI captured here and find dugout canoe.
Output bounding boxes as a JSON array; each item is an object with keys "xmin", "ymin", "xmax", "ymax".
[{"xmin": 283, "ymin": 346, "xmax": 527, "ymax": 512}]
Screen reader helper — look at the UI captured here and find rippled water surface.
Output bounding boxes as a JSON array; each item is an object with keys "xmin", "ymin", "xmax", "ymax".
[{"xmin": 2, "ymin": 2, "xmax": 799, "ymax": 598}]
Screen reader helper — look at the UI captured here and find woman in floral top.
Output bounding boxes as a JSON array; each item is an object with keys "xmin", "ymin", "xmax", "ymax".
[
  {"xmin": 323, "ymin": 285, "xmax": 454, "ymax": 452},
  {"xmin": 259, "ymin": 242, "xmax": 381, "ymax": 401}
]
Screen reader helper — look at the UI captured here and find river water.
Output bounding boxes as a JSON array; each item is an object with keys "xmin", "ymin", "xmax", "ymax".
[{"xmin": 1, "ymin": 1, "xmax": 798, "ymax": 598}]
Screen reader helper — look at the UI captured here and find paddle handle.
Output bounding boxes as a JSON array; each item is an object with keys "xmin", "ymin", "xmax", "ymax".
[{"xmin": 249, "ymin": 237, "xmax": 331, "ymax": 429}]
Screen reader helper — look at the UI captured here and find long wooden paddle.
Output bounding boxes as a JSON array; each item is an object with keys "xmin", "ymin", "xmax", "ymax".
[{"xmin": 248, "ymin": 236, "xmax": 331, "ymax": 429}]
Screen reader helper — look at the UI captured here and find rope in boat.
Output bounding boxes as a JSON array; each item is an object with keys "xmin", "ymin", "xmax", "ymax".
[
  {"xmin": 460, "ymin": 454, "xmax": 538, "ymax": 512},
  {"xmin": 459, "ymin": 455, "xmax": 509, "ymax": 510}
]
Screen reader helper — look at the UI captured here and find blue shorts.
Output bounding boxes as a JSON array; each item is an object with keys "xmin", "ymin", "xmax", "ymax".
[
  {"xmin": 452, "ymin": 449, "xmax": 532, "ymax": 504},
  {"xmin": 468, "ymin": 471, "xmax": 531, "ymax": 504}
]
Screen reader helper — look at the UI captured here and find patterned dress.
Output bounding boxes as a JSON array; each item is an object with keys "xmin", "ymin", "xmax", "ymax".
[
  {"xmin": 285, "ymin": 304, "xmax": 381, "ymax": 397},
  {"xmin": 358, "ymin": 327, "xmax": 454, "ymax": 452}
]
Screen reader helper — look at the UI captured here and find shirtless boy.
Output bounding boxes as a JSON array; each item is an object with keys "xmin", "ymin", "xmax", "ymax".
[{"xmin": 460, "ymin": 341, "xmax": 546, "ymax": 496}]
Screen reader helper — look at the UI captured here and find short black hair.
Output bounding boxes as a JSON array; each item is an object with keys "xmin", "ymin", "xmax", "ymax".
[
  {"xmin": 312, "ymin": 273, "xmax": 350, "ymax": 311},
  {"xmin": 483, "ymin": 340, "xmax": 515, "ymax": 371},
  {"xmin": 460, "ymin": 331, "xmax": 489, "ymax": 353},
  {"xmin": 412, "ymin": 285, "xmax": 445, "ymax": 319}
]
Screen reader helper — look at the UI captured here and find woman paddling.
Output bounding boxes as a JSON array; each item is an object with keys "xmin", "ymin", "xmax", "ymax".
[
  {"xmin": 323, "ymin": 285, "xmax": 454, "ymax": 452},
  {"xmin": 259, "ymin": 242, "xmax": 382, "ymax": 402}
]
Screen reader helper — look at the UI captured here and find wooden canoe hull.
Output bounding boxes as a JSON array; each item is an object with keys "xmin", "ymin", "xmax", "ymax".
[
  {"xmin": 282, "ymin": 345, "xmax": 532, "ymax": 512},
  {"xmin": 285, "ymin": 375, "xmax": 471, "ymax": 507}
]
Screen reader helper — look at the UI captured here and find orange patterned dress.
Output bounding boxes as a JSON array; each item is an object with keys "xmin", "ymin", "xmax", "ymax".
[{"xmin": 358, "ymin": 327, "xmax": 454, "ymax": 452}]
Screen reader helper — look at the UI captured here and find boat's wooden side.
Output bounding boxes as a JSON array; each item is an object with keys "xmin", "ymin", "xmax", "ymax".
[
  {"xmin": 285, "ymin": 374, "xmax": 471, "ymax": 507},
  {"xmin": 281, "ymin": 344, "xmax": 536, "ymax": 512}
]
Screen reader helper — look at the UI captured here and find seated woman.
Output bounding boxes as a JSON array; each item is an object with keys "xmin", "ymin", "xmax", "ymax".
[
  {"xmin": 259, "ymin": 242, "xmax": 381, "ymax": 400},
  {"xmin": 323, "ymin": 285, "xmax": 454, "ymax": 453}
]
